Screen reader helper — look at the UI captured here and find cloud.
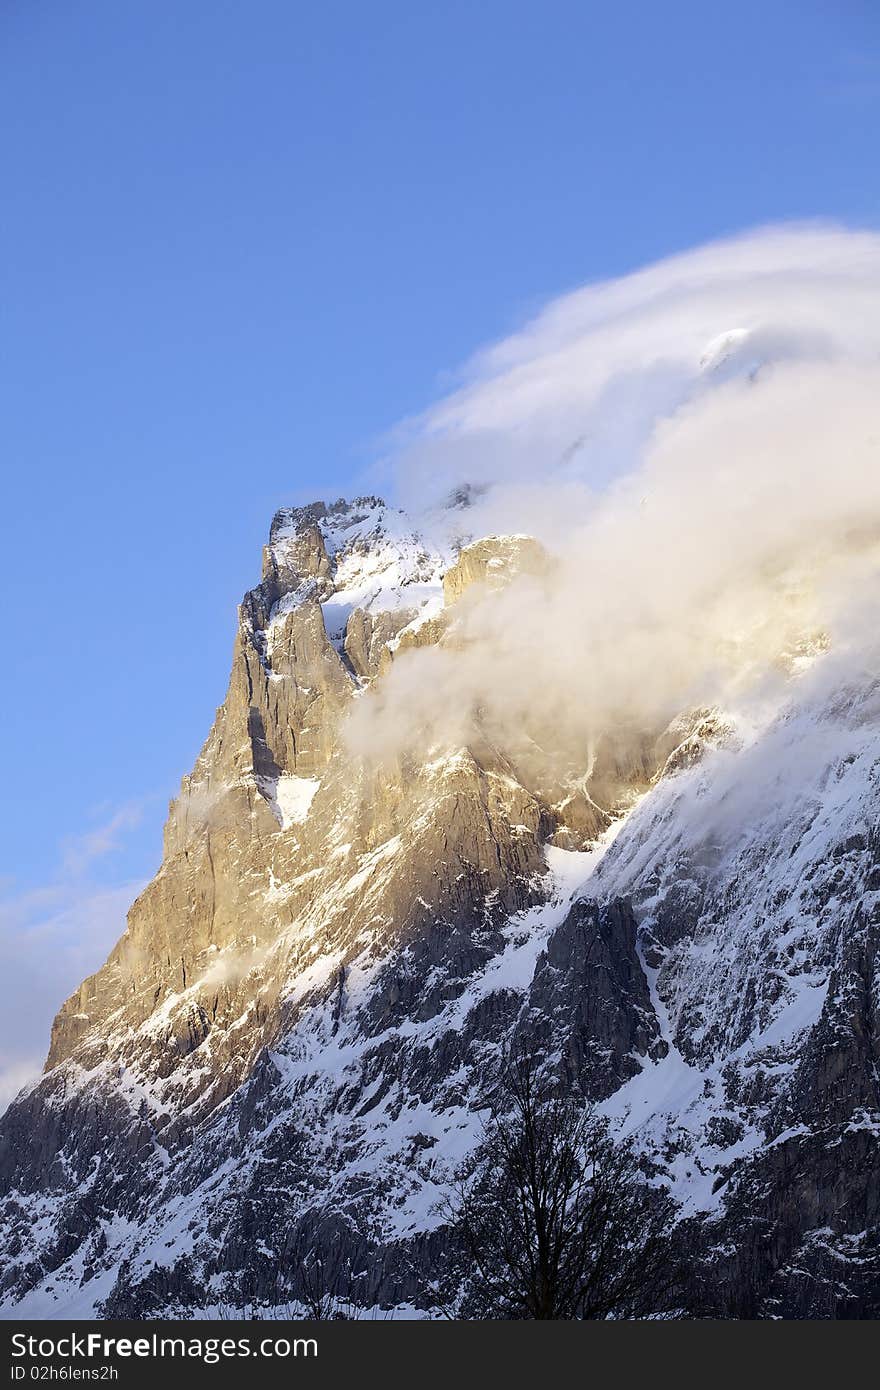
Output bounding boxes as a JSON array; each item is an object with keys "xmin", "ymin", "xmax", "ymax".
[
  {"xmin": 0, "ymin": 803, "xmax": 149, "ymax": 1114},
  {"xmin": 0, "ymin": 1058, "xmax": 44, "ymax": 1115},
  {"xmin": 393, "ymin": 223, "xmax": 880, "ymax": 514},
  {"xmin": 350, "ymin": 224, "xmax": 880, "ymax": 766},
  {"xmin": 60, "ymin": 801, "xmax": 146, "ymax": 876}
]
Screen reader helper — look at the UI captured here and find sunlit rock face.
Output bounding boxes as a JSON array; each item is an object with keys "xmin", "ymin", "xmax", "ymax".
[
  {"xmin": 2, "ymin": 497, "xmax": 879, "ymax": 1320},
  {"xmin": 441, "ymin": 534, "xmax": 551, "ymax": 605}
]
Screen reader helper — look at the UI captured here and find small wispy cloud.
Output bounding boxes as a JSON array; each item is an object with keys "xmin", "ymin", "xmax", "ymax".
[
  {"xmin": 0, "ymin": 1057, "xmax": 44, "ymax": 1115},
  {"xmin": 59, "ymin": 800, "xmax": 146, "ymax": 877},
  {"xmin": 0, "ymin": 800, "xmax": 151, "ymax": 1114}
]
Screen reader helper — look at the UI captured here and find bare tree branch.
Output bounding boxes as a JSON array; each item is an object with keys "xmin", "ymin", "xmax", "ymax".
[{"xmin": 444, "ymin": 1049, "xmax": 681, "ymax": 1319}]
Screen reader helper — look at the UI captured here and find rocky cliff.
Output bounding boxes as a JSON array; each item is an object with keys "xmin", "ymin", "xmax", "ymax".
[{"xmin": 1, "ymin": 497, "xmax": 878, "ymax": 1319}]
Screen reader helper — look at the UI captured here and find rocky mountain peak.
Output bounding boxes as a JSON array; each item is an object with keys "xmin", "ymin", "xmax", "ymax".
[{"xmin": 2, "ymin": 498, "xmax": 879, "ymax": 1319}]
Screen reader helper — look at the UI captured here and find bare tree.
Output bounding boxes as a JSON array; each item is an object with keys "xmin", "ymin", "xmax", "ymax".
[{"xmin": 446, "ymin": 1052, "xmax": 680, "ymax": 1319}]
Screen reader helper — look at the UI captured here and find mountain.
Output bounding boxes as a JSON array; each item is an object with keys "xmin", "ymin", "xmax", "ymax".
[{"xmin": 1, "ymin": 496, "xmax": 878, "ymax": 1319}]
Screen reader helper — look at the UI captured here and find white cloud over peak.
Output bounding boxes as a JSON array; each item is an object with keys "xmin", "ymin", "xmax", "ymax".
[
  {"xmin": 350, "ymin": 224, "xmax": 880, "ymax": 762},
  {"xmin": 393, "ymin": 222, "xmax": 880, "ymax": 523}
]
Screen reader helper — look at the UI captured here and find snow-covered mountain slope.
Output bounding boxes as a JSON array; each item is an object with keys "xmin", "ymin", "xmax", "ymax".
[
  {"xmin": 595, "ymin": 669, "xmax": 880, "ymax": 1189},
  {"xmin": 1, "ymin": 501, "xmax": 878, "ymax": 1320}
]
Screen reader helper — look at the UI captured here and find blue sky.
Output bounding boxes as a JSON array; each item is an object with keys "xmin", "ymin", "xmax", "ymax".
[{"xmin": 1, "ymin": 0, "xmax": 879, "ymax": 1097}]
